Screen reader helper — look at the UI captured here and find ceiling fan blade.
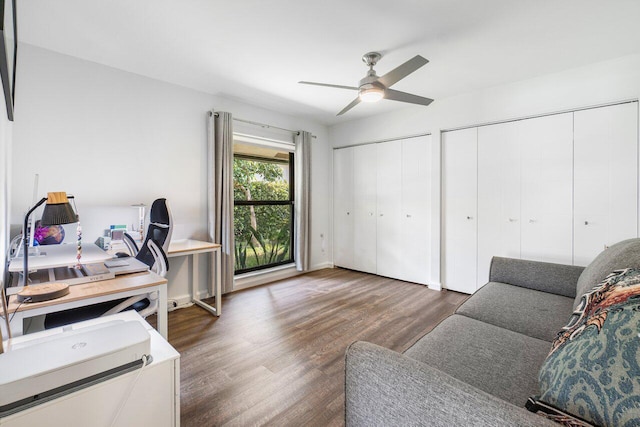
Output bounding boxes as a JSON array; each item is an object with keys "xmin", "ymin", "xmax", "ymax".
[
  {"xmin": 299, "ymin": 81, "xmax": 359, "ymax": 91},
  {"xmin": 385, "ymin": 89, "xmax": 434, "ymax": 106},
  {"xmin": 378, "ymin": 55, "xmax": 429, "ymax": 88},
  {"xmin": 337, "ymin": 97, "xmax": 361, "ymax": 116}
]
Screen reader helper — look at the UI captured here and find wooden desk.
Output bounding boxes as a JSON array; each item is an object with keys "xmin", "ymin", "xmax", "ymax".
[
  {"xmin": 4, "ymin": 272, "xmax": 168, "ymax": 339},
  {"xmin": 167, "ymin": 239, "xmax": 221, "ymax": 316}
]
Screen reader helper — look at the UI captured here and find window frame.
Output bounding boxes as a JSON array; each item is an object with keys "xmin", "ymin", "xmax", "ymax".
[{"xmin": 233, "ymin": 151, "xmax": 295, "ymax": 274}]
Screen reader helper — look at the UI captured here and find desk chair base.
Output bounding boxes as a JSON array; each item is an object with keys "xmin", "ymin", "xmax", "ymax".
[{"xmin": 18, "ymin": 283, "xmax": 70, "ymax": 303}]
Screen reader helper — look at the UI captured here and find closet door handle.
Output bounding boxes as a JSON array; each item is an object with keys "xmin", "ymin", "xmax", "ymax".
[
  {"xmin": 406, "ymin": 214, "xmax": 412, "ymax": 218},
  {"xmin": 508, "ymin": 218, "xmax": 517, "ymax": 222},
  {"xmin": 466, "ymin": 216, "xmax": 473, "ymax": 220},
  {"xmin": 379, "ymin": 213, "xmax": 384, "ymax": 217},
  {"xmin": 584, "ymin": 220, "xmax": 589, "ymax": 225},
  {"xmin": 529, "ymin": 219, "xmax": 536, "ymax": 223}
]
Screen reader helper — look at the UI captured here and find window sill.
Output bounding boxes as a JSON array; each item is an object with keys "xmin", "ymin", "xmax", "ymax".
[{"xmin": 233, "ymin": 263, "xmax": 298, "ymax": 291}]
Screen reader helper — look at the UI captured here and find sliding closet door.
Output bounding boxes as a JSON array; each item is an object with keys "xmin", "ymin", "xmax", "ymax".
[
  {"xmin": 353, "ymin": 144, "xmax": 378, "ymax": 274},
  {"xmin": 519, "ymin": 113, "xmax": 573, "ymax": 265},
  {"xmin": 477, "ymin": 121, "xmax": 521, "ymax": 287},
  {"xmin": 574, "ymin": 102, "xmax": 638, "ymax": 265},
  {"xmin": 333, "ymin": 147, "xmax": 354, "ymax": 269},
  {"xmin": 400, "ymin": 136, "xmax": 431, "ymax": 285},
  {"xmin": 376, "ymin": 140, "xmax": 403, "ymax": 279},
  {"xmin": 443, "ymin": 128, "xmax": 478, "ymax": 294}
]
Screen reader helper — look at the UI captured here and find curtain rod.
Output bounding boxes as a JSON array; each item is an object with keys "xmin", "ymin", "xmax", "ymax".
[{"xmin": 210, "ymin": 111, "xmax": 317, "ymax": 139}]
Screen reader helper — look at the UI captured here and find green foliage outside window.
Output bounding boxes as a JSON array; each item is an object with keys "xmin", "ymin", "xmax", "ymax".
[{"xmin": 233, "ymin": 156, "xmax": 293, "ymax": 272}]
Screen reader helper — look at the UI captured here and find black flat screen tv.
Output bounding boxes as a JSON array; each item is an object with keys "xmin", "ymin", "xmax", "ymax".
[{"xmin": 0, "ymin": 0, "xmax": 16, "ymax": 121}]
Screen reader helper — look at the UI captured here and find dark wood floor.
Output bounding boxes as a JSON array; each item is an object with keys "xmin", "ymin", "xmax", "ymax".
[{"xmin": 159, "ymin": 268, "xmax": 467, "ymax": 426}]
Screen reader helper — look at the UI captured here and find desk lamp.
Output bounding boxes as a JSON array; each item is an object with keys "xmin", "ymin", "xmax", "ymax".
[{"xmin": 18, "ymin": 192, "xmax": 79, "ymax": 303}]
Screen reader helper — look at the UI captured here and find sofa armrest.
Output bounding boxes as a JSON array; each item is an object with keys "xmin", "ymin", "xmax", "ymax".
[
  {"xmin": 489, "ymin": 256, "xmax": 584, "ymax": 298},
  {"xmin": 345, "ymin": 341, "xmax": 555, "ymax": 427}
]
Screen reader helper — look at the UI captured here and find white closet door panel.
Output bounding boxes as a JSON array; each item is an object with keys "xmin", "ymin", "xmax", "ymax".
[
  {"xmin": 376, "ymin": 140, "xmax": 403, "ymax": 278},
  {"xmin": 443, "ymin": 128, "xmax": 478, "ymax": 294},
  {"xmin": 520, "ymin": 113, "xmax": 573, "ymax": 264},
  {"xmin": 333, "ymin": 148, "xmax": 354, "ymax": 268},
  {"xmin": 574, "ymin": 102, "xmax": 638, "ymax": 265},
  {"xmin": 401, "ymin": 136, "xmax": 431, "ymax": 285},
  {"xmin": 353, "ymin": 144, "xmax": 378, "ymax": 274},
  {"xmin": 477, "ymin": 121, "xmax": 521, "ymax": 286}
]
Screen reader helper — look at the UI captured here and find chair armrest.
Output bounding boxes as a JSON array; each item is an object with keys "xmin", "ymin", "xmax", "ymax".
[
  {"xmin": 489, "ymin": 256, "xmax": 584, "ymax": 298},
  {"xmin": 345, "ymin": 341, "xmax": 555, "ymax": 427}
]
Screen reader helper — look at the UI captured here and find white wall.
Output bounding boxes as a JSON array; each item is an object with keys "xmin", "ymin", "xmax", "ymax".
[
  {"xmin": 330, "ymin": 53, "xmax": 640, "ymax": 287},
  {"xmin": 11, "ymin": 44, "xmax": 331, "ymax": 304}
]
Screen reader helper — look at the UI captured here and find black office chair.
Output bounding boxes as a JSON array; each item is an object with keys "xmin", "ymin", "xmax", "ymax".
[{"xmin": 136, "ymin": 198, "xmax": 172, "ymax": 264}]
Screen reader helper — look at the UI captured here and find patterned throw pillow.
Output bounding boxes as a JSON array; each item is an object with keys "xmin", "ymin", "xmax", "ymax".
[{"xmin": 527, "ymin": 268, "xmax": 640, "ymax": 427}]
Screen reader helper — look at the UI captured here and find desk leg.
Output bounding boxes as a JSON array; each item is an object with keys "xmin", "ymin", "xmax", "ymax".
[
  {"xmin": 191, "ymin": 249, "xmax": 221, "ymax": 317},
  {"xmin": 214, "ymin": 248, "xmax": 221, "ymax": 315},
  {"xmin": 157, "ymin": 283, "xmax": 168, "ymax": 340}
]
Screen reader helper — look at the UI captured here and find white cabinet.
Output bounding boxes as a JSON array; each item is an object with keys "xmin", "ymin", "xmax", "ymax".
[
  {"xmin": 333, "ymin": 136, "xmax": 432, "ymax": 285},
  {"xmin": 0, "ymin": 312, "xmax": 180, "ymax": 427},
  {"xmin": 353, "ymin": 144, "xmax": 378, "ymax": 274},
  {"xmin": 400, "ymin": 136, "xmax": 432, "ymax": 284},
  {"xmin": 519, "ymin": 113, "xmax": 574, "ymax": 265},
  {"xmin": 573, "ymin": 103, "xmax": 639, "ymax": 265},
  {"xmin": 443, "ymin": 128, "xmax": 478, "ymax": 294},
  {"xmin": 443, "ymin": 102, "xmax": 638, "ymax": 295},
  {"xmin": 333, "ymin": 147, "xmax": 354, "ymax": 269},
  {"xmin": 376, "ymin": 140, "xmax": 403, "ymax": 279},
  {"xmin": 477, "ymin": 121, "xmax": 521, "ymax": 287}
]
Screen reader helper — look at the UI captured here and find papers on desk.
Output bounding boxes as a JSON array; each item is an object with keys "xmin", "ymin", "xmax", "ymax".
[
  {"xmin": 104, "ymin": 257, "xmax": 150, "ymax": 275},
  {"xmin": 10, "ymin": 264, "xmax": 116, "ymax": 292}
]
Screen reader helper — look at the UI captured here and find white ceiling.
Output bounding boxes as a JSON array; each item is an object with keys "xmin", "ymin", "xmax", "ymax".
[{"xmin": 18, "ymin": 0, "xmax": 640, "ymax": 125}]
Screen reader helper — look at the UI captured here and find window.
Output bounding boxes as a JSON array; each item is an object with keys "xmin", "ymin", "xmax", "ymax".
[{"xmin": 233, "ymin": 142, "xmax": 294, "ymax": 273}]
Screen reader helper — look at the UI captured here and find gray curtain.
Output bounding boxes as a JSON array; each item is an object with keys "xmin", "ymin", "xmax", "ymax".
[
  {"xmin": 294, "ymin": 131, "xmax": 312, "ymax": 271},
  {"xmin": 207, "ymin": 111, "xmax": 235, "ymax": 293}
]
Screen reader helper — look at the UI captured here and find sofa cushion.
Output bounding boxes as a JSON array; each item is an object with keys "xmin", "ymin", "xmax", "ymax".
[
  {"xmin": 404, "ymin": 314, "xmax": 551, "ymax": 407},
  {"xmin": 574, "ymin": 237, "xmax": 640, "ymax": 309},
  {"xmin": 346, "ymin": 341, "xmax": 558, "ymax": 427},
  {"xmin": 456, "ymin": 282, "xmax": 574, "ymax": 342},
  {"xmin": 530, "ymin": 268, "xmax": 640, "ymax": 426},
  {"xmin": 490, "ymin": 257, "xmax": 583, "ymax": 298}
]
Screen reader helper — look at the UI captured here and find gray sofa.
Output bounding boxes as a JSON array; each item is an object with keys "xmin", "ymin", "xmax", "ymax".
[{"xmin": 345, "ymin": 238, "xmax": 640, "ymax": 426}]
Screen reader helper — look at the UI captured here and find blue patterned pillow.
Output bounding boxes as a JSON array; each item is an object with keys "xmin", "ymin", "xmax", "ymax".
[{"xmin": 528, "ymin": 268, "xmax": 640, "ymax": 427}]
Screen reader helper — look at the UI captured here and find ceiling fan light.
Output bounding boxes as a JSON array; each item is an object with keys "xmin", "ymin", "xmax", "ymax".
[{"xmin": 359, "ymin": 84, "xmax": 384, "ymax": 103}]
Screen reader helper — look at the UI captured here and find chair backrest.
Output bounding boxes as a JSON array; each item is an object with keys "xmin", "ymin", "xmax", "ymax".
[
  {"xmin": 123, "ymin": 232, "xmax": 140, "ymax": 256},
  {"xmin": 146, "ymin": 239, "xmax": 169, "ymax": 277},
  {"xmin": 136, "ymin": 198, "xmax": 173, "ymax": 268}
]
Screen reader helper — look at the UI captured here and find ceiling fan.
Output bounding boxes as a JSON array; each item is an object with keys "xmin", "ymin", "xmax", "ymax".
[{"xmin": 299, "ymin": 52, "xmax": 434, "ymax": 116}]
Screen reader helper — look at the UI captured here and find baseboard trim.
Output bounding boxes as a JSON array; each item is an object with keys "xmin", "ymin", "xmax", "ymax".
[
  {"xmin": 429, "ymin": 282, "xmax": 442, "ymax": 291},
  {"xmin": 310, "ymin": 262, "xmax": 333, "ymax": 271}
]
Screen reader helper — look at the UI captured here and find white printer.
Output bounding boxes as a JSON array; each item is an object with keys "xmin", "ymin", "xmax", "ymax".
[{"xmin": 0, "ymin": 317, "xmax": 151, "ymax": 416}]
